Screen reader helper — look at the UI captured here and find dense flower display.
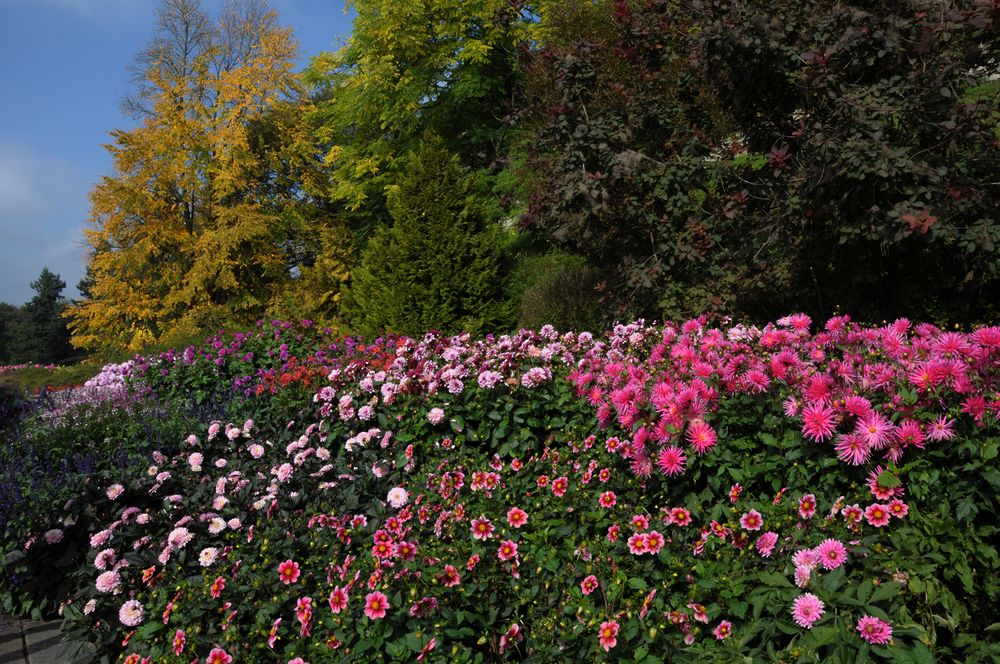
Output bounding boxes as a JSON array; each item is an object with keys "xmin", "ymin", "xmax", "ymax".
[{"xmin": 2, "ymin": 316, "xmax": 998, "ymax": 661}]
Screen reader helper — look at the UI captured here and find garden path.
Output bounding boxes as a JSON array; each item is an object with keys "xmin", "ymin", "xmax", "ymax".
[{"xmin": 0, "ymin": 617, "xmax": 66, "ymax": 664}]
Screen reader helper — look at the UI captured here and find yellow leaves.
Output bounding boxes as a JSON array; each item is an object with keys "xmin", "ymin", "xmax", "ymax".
[
  {"xmin": 353, "ymin": 156, "xmax": 381, "ymax": 177},
  {"xmin": 67, "ymin": 2, "xmax": 303, "ymax": 354},
  {"xmin": 322, "ymin": 145, "xmax": 345, "ymax": 166},
  {"xmin": 279, "ymin": 221, "xmax": 353, "ymax": 324}
]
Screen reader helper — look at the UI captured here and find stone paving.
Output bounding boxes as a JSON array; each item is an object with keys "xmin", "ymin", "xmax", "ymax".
[{"xmin": 0, "ymin": 618, "xmax": 67, "ymax": 664}]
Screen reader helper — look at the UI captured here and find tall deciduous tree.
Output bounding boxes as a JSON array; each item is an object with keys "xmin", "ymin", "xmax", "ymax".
[
  {"xmin": 66, "ymin": 0, "xmax": 304, "ymax": 351},
  {"xmin": 342, "ymin": 133, "xmax": 510, "ymax": 336},
  {"xmin": 302, "ymin": 0, "xmax": 531, "ymax": 219}
]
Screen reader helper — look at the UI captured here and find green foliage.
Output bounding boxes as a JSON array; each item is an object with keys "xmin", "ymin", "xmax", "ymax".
[
  {"xmin": 516, "ymin": 0, "xmax": 1000, "ymax": 324},
  {"xmin": 5, "ymin": 268, "xmax": 74, "ymax": 364},
  {"xmin": 0, "ymin": 302, "xmax": 23, "ymax": 363},
  {"xmin": 0, "ymin": 364, "xmax": 102, "ymax": 396},
  {"xmin": 302, "ymin": 0, "xmax": 528, "ymax": 214},
  {"xmin": 509, "ymin": 250, "xmax": 603, "ymax": 331},
  {"xmin": 342, "ymin": 134, "xmax": 512, "ymax": 336}
]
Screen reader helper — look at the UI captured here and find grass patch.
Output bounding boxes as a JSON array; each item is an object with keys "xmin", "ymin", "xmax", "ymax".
[{"xmin": 0, "ymin": 364, "xmax": 104, "ymax": 395}]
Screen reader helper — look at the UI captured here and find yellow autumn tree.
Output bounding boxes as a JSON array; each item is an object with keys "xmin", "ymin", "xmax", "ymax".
[{"xmin": 67, "ymin": 0, "xmax": 314, "ymax": 352}]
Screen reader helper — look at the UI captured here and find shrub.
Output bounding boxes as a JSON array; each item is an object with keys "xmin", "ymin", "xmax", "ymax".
[
  {"xmin": 2, "ymin": 315, "xmax": 991, "ymax": 663},
  {"xmin": 511, "ymin": 251, "xmax": 603, "ymax": 331},
  {"xmin": 516, "ymin": 0, "xmax": 1000, "ymax": 324},
  {"xmin": 342, "ymin": 133, "xmax": 512, "ymax": 337}
]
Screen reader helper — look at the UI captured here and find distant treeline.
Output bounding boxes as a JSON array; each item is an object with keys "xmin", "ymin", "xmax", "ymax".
[
  {"xmin": 0, "ymin": 268, "xmax": 74, "ymax": 364},
  {"xmin": 63, "ymin": 0, "xmax": 998, "ymax": 354}
]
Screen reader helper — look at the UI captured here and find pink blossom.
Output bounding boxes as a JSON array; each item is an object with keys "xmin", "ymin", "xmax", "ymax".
[
  {"xmin": 364, "ymin": 591, "xmax": 389, "ymax": 620},
  {"xmin": 551, "ymin": 476, "xmax": 568, "ymax": 497},
  {"xmin": 471, "ymin": 516, "xmax": 495, "ymax": 541},
  {"xmin": 686, "ymin": 420, "xmax": 717, "ymax": 454},
  {"xmin": 755, "ymin": 532, "xmax": 778, "ymax": 558},
  {"xmin": 801, "ymin": 402, "xmax": 837, "ymax": 442},
  {"xmin": 167, "ymin": 527, "xmax": 193, "ymax": 549},
  {"xmin": 497, "ymin": 540, "xmax": 518, "ymax": 561},
  {"xmin": 506, "ymin": 507, "xmax": 528, "ymax": 528},
  {"xmin": 655, "ymin": 446, "xmax": 687, "ymax": 476},
  {"xmin": 798, "ymin": 494, "xmax": 817, "ymax": 519},
  {"xmin": 713, "ymin": 620, "xmax": 733, "ymax": 640},
  {"xmin": 118, "ymin": 599, "xmax": 144, "ymax": 627},
  {"xmin": 96, "ymin": 570, "xmax": 120, "ymax": 594},
  {"xmin": 739, "ymin": 509, "xmax": 763, "ymax": 531},
  {"xmin": 94, "ymin": 548, "xmax": 116, "ymax": 570},
  {"xmin": 277, "ymin": 559, "xmax": 301, "ymax": 585},
  {"xmin": 598, "ymin": 620, "xmax": 619, "ymax": 651},
  {"xmin": 627, "ymin": 533, "xmax": 649, "ymax": 555},
  {"xmin": 865, "ymin": 503, "xmax": 891, "ymax": 527},
  {"xmin": 328, "ymin": 587, "xmax": 348, "ymax": 613},
  {"xmin": 794, "ymin": 565, "xmax": 812, "ymax": 588},
  {"xmin": 207, "ymin": 648, "xmax": 232, "ymax": 664},
  {"xmin": 172, "ymin": 628, "xmax": 186, "ymax": 655},
  {"xmin": 791, "ymin": 593, "xmax": 825, "ymax": 629},
  {"xmin": 856, "ymin": 615, "xmax": 893, "ymax": 644},
  {"xmin": 815, "ymin": 539, "xmax": 847, "ymax": 570},
  {"xmin": 888, "ymin": 499, "xmax": 909, "ymax": 518},
  {"xmin": 645, "ymin": 531, "xmax": 665, "ymax": 554},
  {"xmin": 90, "ymin": 529, "xmax": 113, "ymax": 548}
]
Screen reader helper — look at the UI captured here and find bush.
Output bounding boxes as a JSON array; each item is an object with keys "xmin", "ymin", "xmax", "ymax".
[
  {"xmin": 0, "ymin": 399, "xmax": 195, "ymax": 619},
  {"xmin": 515, "ymin": 0, "xmax": 1000, "ymax": 324},
  {"xmin": 0, "ymin": 316, "xmax": 991, "ymax": 662},
  {"xmin": 342, "ymin": 133, "xmax": 512, "ymax": 337},
  {"xmin": 511, "ymin": 251, "xmax": 603, "ymax": 331}
]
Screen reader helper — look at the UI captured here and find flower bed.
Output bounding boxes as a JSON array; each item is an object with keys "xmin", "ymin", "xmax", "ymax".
[{"xmin": 4, "ymin": 317, "xmax": 999, "ymax": 662}]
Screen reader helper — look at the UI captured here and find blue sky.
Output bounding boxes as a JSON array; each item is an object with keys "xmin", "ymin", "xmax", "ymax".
[{"xmin": 0, "ymin": 0, "xmax": 353, "ymax": 305}]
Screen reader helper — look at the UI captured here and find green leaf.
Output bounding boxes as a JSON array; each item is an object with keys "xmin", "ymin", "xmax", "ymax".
[
  {"xmin": 628, "ymin": 577, "xmax": 648, "ymax": 591},
  {"xmin": 869, "ymin": 581, "xmax": 903, "ymax": 603},
  {"xmin": 807, "ymin": 626, "xmax": 838, "ymax": 647},
  {"xmin": 822, "ymin": 566, "xmax": 846, "ymax": 594},
  {"xmin": 955, "ymin": 497, "xmax": 977, "ymax": 522},
  {"xmin": 982, "ymin": 442, "xmax": 998, "ymax": 461},
  {"xmin": 857, "ymin": 580, "xmax": 874, "ymax": 603},
  {"xmin": 910, "ymin": 642, "xmax": 935, "ymax": 664},
  {"xmin": 876, "ymin": 469, "xmax": 901, "ymax": 489},
  {"xmin": 757, "ymin": 571, "xmax": 794, "ymax": 588}
]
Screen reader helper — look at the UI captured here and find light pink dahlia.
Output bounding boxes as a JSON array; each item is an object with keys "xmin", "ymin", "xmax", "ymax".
[{"xmin": 791, "ymin": 593, "xmax": 825, "ymax": 628}]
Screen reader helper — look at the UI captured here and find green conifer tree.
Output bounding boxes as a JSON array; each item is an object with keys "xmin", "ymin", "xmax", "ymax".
[
  {"xmin": 10, "ymin": 268, "xmax": 73, "ymax": 363},
  {"xmin": 343, "ymin": 134, "xmax": 510, "ymax": 337}
]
